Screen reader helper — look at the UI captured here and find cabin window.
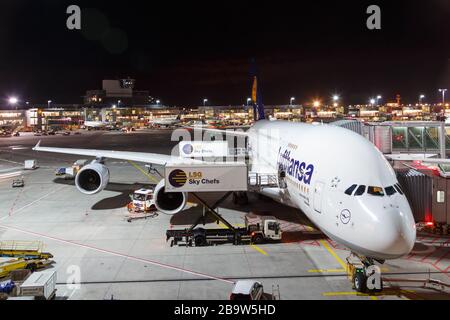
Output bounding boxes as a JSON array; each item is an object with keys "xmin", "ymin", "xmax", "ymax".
[
  {"xmin": 368, "ymin": 186, "xmax": 384, "ymax": 196},
  {"xmin": 354, "ymin": 185, "xmax": 366, "ymax": 196},
  {"xmin": 394, "ymin": 183, "xmax": 404, "ymax": 195},
  {"xmin": 385, "ymin": 186, "xmax": 397, "ymax": 196}
]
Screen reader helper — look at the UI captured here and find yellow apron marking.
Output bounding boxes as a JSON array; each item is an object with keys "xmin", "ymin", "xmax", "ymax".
[
  {"xmin": 128, "ymin": 161, "xmax": 159, "ymax": 184},
  {"xmin": 311, "ymin": 267, "xmax": 388, "ymax": 273},
  {"xmin": 308, "ymin": 268, "xmax": 346, "ymax": 273},
  {"xmin": 319, "ymin": 240, "xmax": 347, "ymax": 270},
  {"xmin": 251, "ymin": 244, "xmax": 268, "ymax": 256},
  {"xmin": 323, "ymin": 289, "xmax": 415, "ymax": 299},
  {"xmin": 323, "ymin": 292, "xmax": 378, "ymax": 300},
  {"xmin": 218, "ymin": 222, "xmax": 267, "ymax": 256},
  {"xmin": 323, "ymin": 291, "xmax": 363, "ymax": 296}
]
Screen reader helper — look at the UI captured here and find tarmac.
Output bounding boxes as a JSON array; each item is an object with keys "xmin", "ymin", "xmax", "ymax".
[{"xmin": 0, "ymin": 129, "xmax": 449, "ymax": 300}]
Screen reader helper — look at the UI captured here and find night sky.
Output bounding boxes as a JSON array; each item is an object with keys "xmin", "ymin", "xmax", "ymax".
[{"xmin": 1, "ymin": 0, "xmax": 449, "ymax": 106}]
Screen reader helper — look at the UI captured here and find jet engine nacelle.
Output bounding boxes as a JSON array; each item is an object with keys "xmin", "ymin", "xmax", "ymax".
[
  {"xmin": 154, "ymin": 179, "xmax": 187, "ymax": 215},
  {"xmin": 75, "ymin": 162, "xmax": 110, "ymax": 195}
]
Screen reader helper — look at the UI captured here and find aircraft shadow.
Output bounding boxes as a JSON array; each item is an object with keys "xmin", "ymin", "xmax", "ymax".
[
  {"xmin": 53, "ymin": 178, "xmax": 156, "ymax": 210},
  {"xmin": 169, "ymin": 206, "xmax": 217, "ymax": 226},
  {"xmin": 168, "ymin": 191, "xmax": 327, "ymax": 242},
  {"xmin": 52, "ymin": 178, "xmax": 326, "ymax": 241}
]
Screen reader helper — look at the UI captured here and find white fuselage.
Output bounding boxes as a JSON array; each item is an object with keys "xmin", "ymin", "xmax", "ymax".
[
  {"xmin": 247, "ymin": 120, "xmax": 416, "ymax": 260},
  {"xmin": 151, "ymin": 118, "xmax": 180, "ymax": 126},
  {"xmin": 84, "ymin": 121, "xmax": 107, "ymax": 128}
]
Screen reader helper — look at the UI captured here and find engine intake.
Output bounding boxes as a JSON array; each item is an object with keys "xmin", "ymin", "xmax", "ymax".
[
  {"xmin": 75, "ymin": 162, "xmax": 110, "ymax": 195},
  {"xmin": 154, "ymin": 179, "xmax": 187, "ymax": 215}
]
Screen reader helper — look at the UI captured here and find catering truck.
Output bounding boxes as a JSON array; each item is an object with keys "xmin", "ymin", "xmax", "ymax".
[{"xmin": 166, "ymin": 213, "xmax": 282, "ymax": 247}]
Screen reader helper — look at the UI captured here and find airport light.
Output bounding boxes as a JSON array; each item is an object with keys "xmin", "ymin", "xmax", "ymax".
[
  {"xmin": 203, "ymin": 98, "xmax": 208, "ymax": 106},
  {"xmin": 370, "ymin": 98, "xmax": 376, "ymax": 106},
  {"xmin": 156, "ymin": 100, "xmax": 160, "ymax": 105},
  {"xmin": 313, "ymin": 100, "xmax": 320, "ymax": 108},
  {"xmin": 290, "ymin": 97, "xmax": 295, "ymax": 106},
  {"xmin": 332, "ymin": 95, "xmax": 339, "ymax": 102},
  {"xmin": 47, "ymin": 100, "xmax": 52, "ymax": 108},
  {"xmin": 8, "ymin": 97, "xmax": 18, "ymax": 105},
  {"xmin": 376, "ymin": 95, "xmax": 382, "ymax": 105},
  {"xmin": 439, "ymin": 89, "xmax": 447, "ymax": 105},
  {"xmin": 112, "ymin": 104, "xmax": 117, "ymax": 109},
  {"xmin": 246, "ymin": 98, "xmax": 251, "ymax": 106},
  {"xmin": 419, "ymin": 94, "xmax": 425, "ymax": 104}
]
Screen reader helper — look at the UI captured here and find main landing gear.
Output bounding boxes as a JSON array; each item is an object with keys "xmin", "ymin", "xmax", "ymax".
[{"xmin": 347, "ymin": 253, "xmax": 384, "ymax": 293}]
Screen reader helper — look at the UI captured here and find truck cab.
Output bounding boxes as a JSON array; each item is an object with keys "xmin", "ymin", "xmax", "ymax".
[
  {"xmin": 245, "ymin": 214, "xmax": 282, "ymax": 243},
  {"xmin": 130, "ymin": 189, "xmax": 156, "ymax": 212}
]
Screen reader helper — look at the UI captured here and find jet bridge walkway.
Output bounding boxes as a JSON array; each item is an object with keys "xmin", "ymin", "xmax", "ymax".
[{"xmin": 248, "ymin": 172, "xmax": 284, "ymax": 191}]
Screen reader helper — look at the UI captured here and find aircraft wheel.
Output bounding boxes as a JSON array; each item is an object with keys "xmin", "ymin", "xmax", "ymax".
[{"xmin": 354, "ymin": 272, "xmax": 367, "ymax": 293}]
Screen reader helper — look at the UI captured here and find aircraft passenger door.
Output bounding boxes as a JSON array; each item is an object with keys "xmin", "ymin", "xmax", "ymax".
[{"xmin": 313, "ymin": 181, "xmax": 325, "ymax": 213}]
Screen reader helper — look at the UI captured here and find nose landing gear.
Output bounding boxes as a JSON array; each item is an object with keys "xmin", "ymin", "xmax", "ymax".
[{"xmin": 347, "ymin": 253, "xmax": 384, "ymax": 294}]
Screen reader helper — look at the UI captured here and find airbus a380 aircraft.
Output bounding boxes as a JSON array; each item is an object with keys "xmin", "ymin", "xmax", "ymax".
[
  {"xmin": 33, "ymin": 77, "xmax": 417, "ymax": 291},
  {"xmin": 149, "ymin": 115, "xmax": 181, "ymax": 127},
  {"xmin": 247, "ymin": 120, "xmax": 416, "ymax": 261}
]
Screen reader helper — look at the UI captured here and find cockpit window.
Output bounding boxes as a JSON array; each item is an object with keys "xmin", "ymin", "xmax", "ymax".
[
  {"xmin": 368, "ymin": 186, "xmax": 384, "ymax": 196},
  {"xmin": 354, "ymin": 185, "xmax": 366, "ymax": 196},
  {"xmin": 385, "ymin": 186, "xmax": 397, "ymax": 196},
  {"xmin": 345, "ymin": 184, "xmax": 357, "ymax": 195},
  {"xmin": 394, "ymin": 183, "xmax": 404, "ymax": 195}
]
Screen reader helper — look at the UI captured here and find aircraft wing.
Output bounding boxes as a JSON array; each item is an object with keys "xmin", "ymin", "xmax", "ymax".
[{"xmin": 32, "ymin": 141, "xmax": 201, "ymax": 166}]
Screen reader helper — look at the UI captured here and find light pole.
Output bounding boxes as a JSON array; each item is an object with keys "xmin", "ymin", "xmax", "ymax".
[
  {"xmin": 419, "ymin": 94, "xmax": 425, "ymax": 105},
  {"xmin": 290, "ymin": 97, "xmax": 295, "ymax": 106},
  {"xmin": 370, "ymin": 98, "xmax": 376, "ymax": 107},
  {"xmin": 439, "ymin": 89, "xmax": 447, "ymax": 105},
  {"xmin": 203, "ymin": 98, "xmax": 208, "ymax": 106},
  {"xmin": 47, "ymin": 100, "xmax": 52, "ymax": 108},
  {"xmin": 156, "ymin": 100, "xmax": 160, "ymax": 106},
  {"xmin": 331, "ymin": 95, "xmax": 339, "ymax": 108},
  {"xmin": 246, "ymin": 98, "xmax": 251, "ymax": 106},
  {"xmin": 376, "ymin": 95, "xmax": 382, "ymax": 106}
]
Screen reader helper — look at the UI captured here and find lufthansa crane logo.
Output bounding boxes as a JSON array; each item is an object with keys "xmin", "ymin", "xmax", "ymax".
[
  {"xmin": 182, "ymin": 144, "xmax": 194, "ymax": 155},
  {"xmin": 168, "ymin": 169, "xmax": 187, "ymax": 188},
  {"xmin": 340, "ymin": 209, "xmax": 351, "ymax": 225}
]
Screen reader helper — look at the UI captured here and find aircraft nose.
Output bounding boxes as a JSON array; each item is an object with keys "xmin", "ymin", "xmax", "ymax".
[{"xmin": 373, "ymin": 208, "xmax": 416, "ymax": 259}]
